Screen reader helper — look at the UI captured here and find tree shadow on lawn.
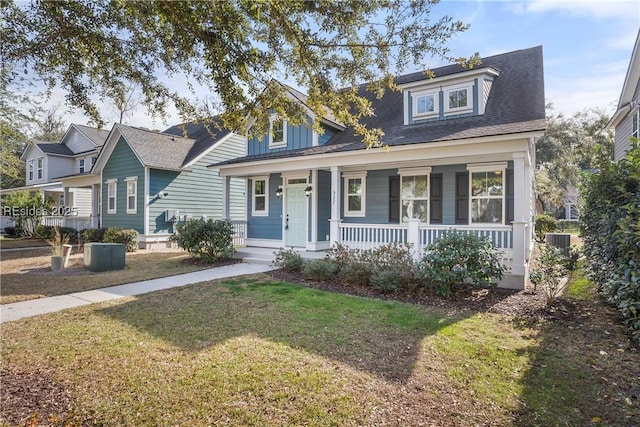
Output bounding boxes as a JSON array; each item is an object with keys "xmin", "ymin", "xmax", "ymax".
[
  {"xmin": 99, "ymin": 276, "xmax": 470, "ymax": 383},
  {"xmin": 513, "ymin": 298, "xmax": 640, "ymax": 426}
]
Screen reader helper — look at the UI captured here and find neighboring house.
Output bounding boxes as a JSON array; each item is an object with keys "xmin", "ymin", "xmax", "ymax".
[
  {"xmin": 213, "ymin": 46, "xmax": 546, "ymax": 289},
  {"xmin": 608, "ymin": 30, "xmax": 640, "ymax": 161},
  {"xmin": 93, "ymin": 120, "xmax": 246, "ymax": 249},
  {"xmin": 1, "ymin": 124, "xmax": 109, "ymax": 230}
]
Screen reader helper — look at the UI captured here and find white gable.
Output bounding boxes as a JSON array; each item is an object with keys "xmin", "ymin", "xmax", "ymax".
[{"xmin": 61, "ymin": 125, "xmax": 98, "ymax": 154}]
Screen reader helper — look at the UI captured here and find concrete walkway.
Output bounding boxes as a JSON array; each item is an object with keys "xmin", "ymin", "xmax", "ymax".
[{"xmin": 1, "ymin": 263, "xmax": 275, "ymax": 323}]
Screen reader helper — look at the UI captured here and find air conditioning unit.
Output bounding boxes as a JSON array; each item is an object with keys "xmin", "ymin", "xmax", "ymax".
[{"xmin": 165, "ymin": 209, "xmax": 178, "ymax": 222}]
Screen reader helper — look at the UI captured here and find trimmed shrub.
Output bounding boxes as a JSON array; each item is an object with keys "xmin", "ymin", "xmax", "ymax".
[
  {"xmin": 303, "ymin": 258, "xmax": 337, "ymax": 281},
  {"xmin": 35, "ymin": 225, "xmax": 79, "ymax": 244},
  {"xmin": 371, "ymin": 269, "xmax": 402, "ymax": 293},
  {"xmin": 81, "ymin": 228, "xmax": 105, "ymax": 243},
  {"xmin": 418, "ymin": 230, "xmax": 506, "ymax": 297},
  {"xmin": 535, "ymin": 214, "xmax": 559, "ymax": 243},
  {"xmin": 338, "ymin": 261, "xmax": 372, "ymax": 286},
  {"xmin": 103, "ymin": 227, "xmax": 139, "ymax": 252},
  {"xmin": 529, "ymin": 244, "xmax": 568, "ymax": 306},
  {"xmin": 171, "ymin": 219, "xmax": 233, "ymax": 261},
  {"xmin": 272, "ymin": 247, "xmax": 304, "ymax": 272},
  {"xmin": 580, "ymin": 142, "xmax": 640, "ymax": 343}
]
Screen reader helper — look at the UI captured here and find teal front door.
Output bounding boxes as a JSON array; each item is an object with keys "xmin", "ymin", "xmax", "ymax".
[{"xmin": 285, "ymin": 186, "xmax": 307, "ymax": 247}]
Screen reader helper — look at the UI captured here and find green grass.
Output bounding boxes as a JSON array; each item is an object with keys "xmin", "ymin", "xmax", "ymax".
[
  {"xmin": 2, "ymin": 276, "xmax": 638, "ymax": 426},
  {"xmin": 565, "ymin": 261, "xmax": 595, "ymax": 300}
]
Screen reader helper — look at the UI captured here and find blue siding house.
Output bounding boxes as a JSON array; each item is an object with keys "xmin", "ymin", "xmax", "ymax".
[
  {"xmin": 213, "ymin": 47, "xmax": 546, "ymax": 289},
  {"xmin": 94, "ymin": 120, "xmax": 246, "ymax": 249}
]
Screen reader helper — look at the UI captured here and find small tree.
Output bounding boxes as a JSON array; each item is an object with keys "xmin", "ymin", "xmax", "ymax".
[
  {"xmin": 529, "ymin": 244, "xmax": 568, "ymax": 306},
  {"xmin": 534, "ymin": 214, "xmax": 559, "ymax": 243},
  {"xmin": 171, "ymin": 218, "xmax": 234, "ymax": 262},
  {"xmin": 418, "ymin": 230, "xmax": 506, "ymax": 297},
  {"xmin": 2, "ymin": 190, "xmax": 52, "ymax": 237}
]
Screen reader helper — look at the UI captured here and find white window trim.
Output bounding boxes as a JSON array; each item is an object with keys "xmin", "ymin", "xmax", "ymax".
[
  {"xmin": 632, "ymin": 107, "xmax": 639, "ymax": 138},
  {"xmin": 37, "ymin": 157, "xmax": 43, "ymax": 180},
  {"xmin": 125, "ymin": 176, "xmax": 138, "ymax": 214},
  {"xmin": 79, "ymin": 158, "xmax": 85, "ymax": 173},
  {"xmin": 28, "ymin": 160, "xmax": 34, "ymax": 181},
  {"xmin": 268, "ymin": 115, "xmax": 287, "ymax": 148},
  {"xmin": 411, "ymin": 89, "xmax": 439, "ymax": 119},
  {"xmin": 467, "ymin": 162, "xmax": 507, "ymax": 225},
  {"xmin": 444, "ymin": 82, "xmax": 473, "ymax": 115},
  {"xmin": 106, "ymin": 178, "xmax": 117, "ymax": 214},
  {"xmin": 251, "ymin": 175, "xmax": 269, "ymax": 217},
  {"xmin": 343, "ymin": 171, "xmax": 367, "ymax": 217},
  {"xmin": 398, "ymin": 167, "xmax": 432, "ymax": 223}
]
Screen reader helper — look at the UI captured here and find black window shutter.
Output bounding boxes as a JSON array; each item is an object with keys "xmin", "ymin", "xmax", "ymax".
[
  {"xmin": 506, "ymin": 169, "xmax": 514, "ymax": 223},
  {"xmin": 389, "ymin": 176, "xmax": 400, "ymax": 223},
  {"xmin": 455, "ymin": 172, "xmax": 469, "ymax": 224},
  {"xmin": 430, "ymin": 173, "xmax": 443, "ymax": 224}
]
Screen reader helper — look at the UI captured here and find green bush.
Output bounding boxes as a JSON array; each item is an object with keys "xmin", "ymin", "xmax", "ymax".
[
  {"xmin": 418, "ymin": 230, "xmax": 506, "ymax": 297},
  {"xmin": 103, "ymin": 227, "xmax": 139, "ymax": 252},
  {"xmin": 338, "ymin": 260, "xmax": 372, "ymax": 286},
  {"xmin": 529, "ymin": 244, "xmax": 568, "ymax": 306},
  {"xmin": 303, "ymin": 258, "xmax": 337, "ymax": 281},
  {"xmin": 535, "ymin": 214, "xmax": 559, "ymax": 243},
  {"xmin": 81, "ymin": 228, "xmax": 105, "ymax": 243},
  {"xmin": 371, "ymin": 269, "xmax": 402, "ymax": 293},
  {"xmin": 272, "ymin": 247, "xmax": 304, "ymax": 271},
  {"xmin": 170, "ymin": 219, "xmax": 233, "ymax": 261},
  {"xmin": 580, "ymin": 141, "xmax": 640, "ymax": 343},
  {"xmin": 35, "ymin": 225, "xmax": 79, "ymax": 244}
]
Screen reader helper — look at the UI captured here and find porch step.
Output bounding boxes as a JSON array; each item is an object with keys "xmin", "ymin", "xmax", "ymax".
[{"xmin": 239, "ymin": 256, "xmax": 274, "ymax": 266}]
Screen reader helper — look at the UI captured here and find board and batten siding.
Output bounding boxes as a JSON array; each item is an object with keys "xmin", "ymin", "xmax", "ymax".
[
  {"xmin": 248, "ymin": 116, "xmax": 314, "ymax": 156},
  {"xmin": 247, "ymin": 173, "xmax": 283, "ymax": 240},
  {"xmin": 148, "ymin": 134, "xmax": 247, "ymax": 235},
  {"xmin": 101, "ymin": 136, "xmax": 145, "ymax": 233}
]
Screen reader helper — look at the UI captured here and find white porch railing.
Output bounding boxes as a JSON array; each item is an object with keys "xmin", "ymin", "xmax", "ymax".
[
  {"xmin": 42, "ymin": 216, "xmax": 98, "ymax": 230},
  {"xmin": 339, "ymin": 223, "xmax": 408, "ymax": 251},
  {"xmin": 231, "ymin": 220, "xmax": 247, "ymax": 247},
  {"xmin": 337, "ymin": 222, "xmax": 514, "ymax": 271}
]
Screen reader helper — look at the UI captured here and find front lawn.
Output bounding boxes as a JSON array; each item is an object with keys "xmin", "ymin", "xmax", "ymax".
[
  {"xmin": 1, "ymin": 272, "xmax": 638, "ymax": 426},
  {"xmin": 0, "ymin": 248, "xmax": 214, "ymax": 304}
]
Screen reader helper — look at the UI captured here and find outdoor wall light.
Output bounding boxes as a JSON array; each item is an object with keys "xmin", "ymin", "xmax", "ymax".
[
  {"xmin": 275, "ymin": 187, "xmax": 283, "ymax": 198},
  {"xmin": 305, "ymin": 185, "xmax": 312, "ymax": 197},
  {"xmin": 157, "ymin": 191, "xmax": 169, "ymax": 199}
]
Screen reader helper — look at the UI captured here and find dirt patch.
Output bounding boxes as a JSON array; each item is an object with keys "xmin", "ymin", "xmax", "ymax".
[{"xmin": 0, "ymin": 366, "xmax": 77, "ymax": 426}]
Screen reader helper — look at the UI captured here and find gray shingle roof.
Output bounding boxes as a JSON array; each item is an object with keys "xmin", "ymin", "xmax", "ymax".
[
  {"xmin": 116, "ymin": 125, "xmax": 195, "ymax": 170},
  {"xmin": 215, "ymin": 46, "xmax": 545, "ymax": 167},
  {"xmin": 163, "ymin": 118, "xmax": 231, "ymax": 166},
  {"xmin": 36, "ymin": 141, "xmax": 74, "ymax": 156},
  {"xmin": 75, "ymin": 124, "xmax": 109, "ymax": 147}
]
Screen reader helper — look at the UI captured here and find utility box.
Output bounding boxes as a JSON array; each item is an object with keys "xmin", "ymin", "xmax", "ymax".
[{"xmin": 84, "ymin": 243, "xmax": 126, "ymax": 272}]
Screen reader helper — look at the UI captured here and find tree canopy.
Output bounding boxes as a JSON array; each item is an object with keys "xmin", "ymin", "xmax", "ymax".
[
  {"xmin": 535, "ymin": 106, "xmax": 614, "ymax": 215},
  {"xmin": 2, "ymin": 0, "xmax": 474, "ymax": 147}
]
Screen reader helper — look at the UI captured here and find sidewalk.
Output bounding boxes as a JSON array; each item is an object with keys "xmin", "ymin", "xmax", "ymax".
[{"xmin": 0, "ymin": 262, "xmax": 275, "ymax": 323}]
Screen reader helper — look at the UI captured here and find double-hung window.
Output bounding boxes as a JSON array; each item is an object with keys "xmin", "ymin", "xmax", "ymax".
[
  {"xmin": 37, "ymin": 158, "xmax": 43, "ymax": 179},
  {"xmin": 106, "ymin": 179, "xmax": 117, "ymax": 214},
  {"xmin": 269, "ymin": 116, "xmax": 287, "ymax": 148},
  {"xmin": 28, "ymin": 160, "xmax": 34, "ymax": 181},
  {"xmin": 125, "ymin": 177, "xmax": 137, "ymax": 214},
  {"xmin": 343, "ymin": 172, "xmax": 366, "ymax": 217},
  {"xmin": 467, "ymin": 163, "xmax": 506, "ymax": 224},
  {"xmin": 252, "ymin": 176, "xmax": 268, "ymax": 216},
  {"xmin": 633, "ymin": 108, "xmax": 639, "ymax": 139},
  {"xmin": 398, "ymin": 167, "xmax": 431, "ymax": 222},
  {"xmin": 79, "ymin": 159, "xmax": 85, "ymax": 173}
]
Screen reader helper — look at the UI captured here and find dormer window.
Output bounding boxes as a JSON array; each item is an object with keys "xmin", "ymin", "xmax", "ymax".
[
  {"xmin": 269, "ymin": 116, "xmax": 287, "ymax": 148},
  {"xmin": 412, "ymin": 90, "xmax": 439, "ymax": 119},
  {"xmin": 444, "ymin": 83, "xmax": 473, "ymax": 114}
]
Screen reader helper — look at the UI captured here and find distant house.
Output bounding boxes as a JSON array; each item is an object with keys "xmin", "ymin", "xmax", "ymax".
[
  {"xmin": 608, "ymin": 30, "xmax": 640, "ymax": 161},
  {"xmin": 92, "ymin": 121, "xmax": 246, "ymax": 249},
  {"xmin": 213, "ymin": 46, "xmax": 546, "ymax": 289},
  {"xmin": 1, "ymin": 124, "xmax": 109, "ymax": 230}
]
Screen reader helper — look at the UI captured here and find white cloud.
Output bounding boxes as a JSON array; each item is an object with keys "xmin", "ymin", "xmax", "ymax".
[{"xmin": 509, "ymin": 0, "xmax": 639, "ymax": 20}]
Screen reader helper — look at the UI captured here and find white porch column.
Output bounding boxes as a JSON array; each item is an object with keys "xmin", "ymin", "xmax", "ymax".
[
  {"xmin": 63, "ymin": 187, "xmax": 70, "ymax": 210},
  {"xmin": 512, "ymin": 152, "xmax": 527, "ymax": 276},
  {"xmin": 62, "ymin": 187, "xmax": 70, "ymax": 227},
  {"xmin": 221, "ymin": 176, "xmax": 230, "ymax": 219},
  {"xmin": 407, "ymin": 218, "xmax": 421, "ymax": 260},
  {"xmin": 329, "ymin": 166, "xmax": 341, "ymax": 244}
]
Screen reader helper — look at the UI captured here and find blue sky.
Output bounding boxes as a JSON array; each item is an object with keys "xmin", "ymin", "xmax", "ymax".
[{"xmin": 45, "ymin": 0, "xmax": 640, "ymax": 129}]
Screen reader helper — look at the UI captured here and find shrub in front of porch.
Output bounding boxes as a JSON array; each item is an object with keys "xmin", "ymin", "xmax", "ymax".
[
  {"xmin": 418, "ymin": 230, "xmax": 506, "ymax": 297},
  {"xmin": 35, "ymin": 225, "xmax": 79, "ymax": 244},
  {"xmin": 103, "ymin": 227, "xmax": 139, "ymax": 252},
  {"xmin": 171, "ymin": 219, "xmax": 234, "ymax": 262},
  {"xmin": 273, "ymin": 248, "xmax": 305, "ymax": 272}
]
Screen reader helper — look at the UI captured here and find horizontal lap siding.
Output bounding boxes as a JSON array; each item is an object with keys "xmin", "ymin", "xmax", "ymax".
[
  {"xmin": 247, "ymin": 173, "xmax": 283, "ymax": 240},
  {"xmin": 65, "ymin": 131, "xmax": 96, "ymax": 154},
  {"xmin": 148, "ymin": 135, "xmax": 247, "ymax": 235},
  {"xmin": 47, "ymin": 156, "xmax": 75, "ymax": 180},
  {"xmin": 614, "ymin": 114, "xmax": 633, "ymax": 161},
  {"xmin": 101, "ymin": 137, "xmax": 145, "ymax": 233}
]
